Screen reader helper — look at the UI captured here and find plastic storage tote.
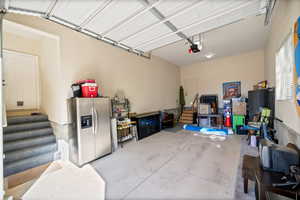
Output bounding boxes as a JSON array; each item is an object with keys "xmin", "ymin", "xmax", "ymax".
[{"xmin": 232, "ymin": 115, "xmax": 245, "ymax": 133}]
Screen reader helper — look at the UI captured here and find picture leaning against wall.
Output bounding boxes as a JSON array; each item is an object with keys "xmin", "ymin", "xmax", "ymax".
[
  {"xmin": 276, "ymin": 30, "xmax": 294, "ymax": 101},
  {"xmin": 222, "ymin": 81, "xmax": 241, "ymax": 100},
  {"xmin": 295, "ymin": 17, "xmax": 300, "ymax": 108}
]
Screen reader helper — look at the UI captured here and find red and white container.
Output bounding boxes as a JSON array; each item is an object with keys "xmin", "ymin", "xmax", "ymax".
[
  {"xmin": 82, "ymin": 83, "xmax": 98, "ymax": 98},
  {"xmin": 82, "ymin": 79, "xmax": 96, "ymax": 83}
]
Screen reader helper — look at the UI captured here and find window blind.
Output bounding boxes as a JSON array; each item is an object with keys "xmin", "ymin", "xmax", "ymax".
[{"xmin": 276, "ymin": 31, "xmax": 294, "ymax": 100}]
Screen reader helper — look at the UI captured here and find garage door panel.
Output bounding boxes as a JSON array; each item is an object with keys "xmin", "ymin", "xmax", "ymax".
[
  {"xmin": 106, "ymin": 11, "xmax": 159, "ymax": 42},
  {"xmin": 154, "ymin": 0, "xmax": 197, "ymax": 17},
  {"xmin": 85, "ymin": 0, "xmax": 145, "ymax": 35},
  {"xmin": 9, "ymin": 0, "xmax": 55, "ymax": 13},
  {"xmin": 52, "ymin": 0, "xmax": 108, "ymax": 26},
  {"xmin": 169, "ymin": 0, "xmax": 242, "ymax": 29},
  {"xmin": 182, "ymin": 1, "xmax": 262, "ymax": 37},
  {"xmin": 123, "ymin": 24, "xmax": 172, "ymax": 48},
  {"xmin": 139, "ymin": 34, "xmax": 181, "ymax": 52}
]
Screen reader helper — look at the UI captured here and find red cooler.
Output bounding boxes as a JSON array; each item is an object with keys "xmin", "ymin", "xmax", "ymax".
[
  {"xmin": 82, "ymin": 83, "xmax": 98, "ymax": 98},
  {"xmin": 83, "ymin": 79, "xmax": 96, "ymax": 83}
]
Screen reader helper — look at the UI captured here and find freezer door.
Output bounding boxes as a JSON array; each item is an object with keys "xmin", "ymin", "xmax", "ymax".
[
  {"xmin": 76, "ymin": 98, "xmax": 95, "ymax": 165},
  {"xmin": 93, "ymin": 98, "xmax": 112, "ymax": 158}
]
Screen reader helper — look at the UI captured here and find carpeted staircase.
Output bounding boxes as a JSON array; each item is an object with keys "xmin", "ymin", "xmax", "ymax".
[
  {"xmin": 179, "ymin": 108, "xmax": 194, "ymax": 124},
  {"xmin": 179, "ymin": 94, "xmax": 198, "ymax": 124},
  {"xmin": 3, "ymin": 114, "xmax": 57, "ymax": 177}
]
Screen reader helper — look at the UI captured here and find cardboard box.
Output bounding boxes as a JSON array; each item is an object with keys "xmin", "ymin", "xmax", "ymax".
[
  {"xmin": 232, "ymin": 102, "xmax": 247, "ymax": 115},
  {"xmin": 198, "ymin": 103, "xmax": 211, "ymax": 114}
]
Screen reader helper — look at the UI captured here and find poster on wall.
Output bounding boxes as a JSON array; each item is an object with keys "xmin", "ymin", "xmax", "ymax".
[
  {"xmin": 295, "ymin": 17, "xmax": 300, "ymax": 108},
  {"xmin": 223, "ymin": 81, "xmax": 241, "ymax": 100}
]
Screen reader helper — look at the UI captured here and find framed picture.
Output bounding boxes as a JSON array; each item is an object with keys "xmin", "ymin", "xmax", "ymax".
[{"xmin": 223, "ymin": 81, "xmax": 241, "ymax": 100}]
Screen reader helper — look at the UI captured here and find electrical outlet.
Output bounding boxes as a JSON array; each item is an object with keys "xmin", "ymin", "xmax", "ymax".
[{"xmin": 17, "ymin": 101, "xmax": 24, "ymax": 107}]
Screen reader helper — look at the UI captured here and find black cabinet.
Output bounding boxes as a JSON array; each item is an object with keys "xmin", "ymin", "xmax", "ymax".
[
  {"xmin": 161, "ymin": 113, "xmax": 174, "ymax": 129},
  {"xmin": 132, "ymin": 112, "xmax": 161, "ymax": 140},
  {"xmin": 248, "ymin": 89, "xmax": 268, "ymax": 119},
  {"xmin": 248, "ymin": 88, "xmax": 275, "ymax": 124}
]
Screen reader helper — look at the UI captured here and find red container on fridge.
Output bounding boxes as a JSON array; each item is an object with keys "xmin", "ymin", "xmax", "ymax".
[
  {"xmin": 82, "ymin": 79, "xmax": 96, "ymax": 83},
  {"xmin": 81, "ymin": 83, "xmax": 98, "ymax": 98}
]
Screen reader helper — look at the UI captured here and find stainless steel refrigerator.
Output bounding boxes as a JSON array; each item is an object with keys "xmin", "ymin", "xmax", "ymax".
[{"xmin": 68, "ymin": 97, "xmax": 112, "ymax": 166}]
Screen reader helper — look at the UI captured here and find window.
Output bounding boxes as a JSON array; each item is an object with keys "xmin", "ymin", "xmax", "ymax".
[{"xmin": 276, "ymin": 31, "xmax": 294, "ymax": 100}]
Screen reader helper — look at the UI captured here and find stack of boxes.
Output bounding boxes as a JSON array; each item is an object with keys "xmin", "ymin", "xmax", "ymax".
[
  {"xmin": 198, "ymin": 103, "xmax": 211, "ymax": 126},
  {"xmin": 198, "ymin": 103, "xmax": 211, "ymax": 115},
  {"xmin": 232, "ymin": 98, "xmax": 247, "ymax": 133}
]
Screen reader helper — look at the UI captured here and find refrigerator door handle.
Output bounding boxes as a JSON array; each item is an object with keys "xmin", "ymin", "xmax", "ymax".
[
  {"xmin": 92, "ymin": 107, "xmax": 96, "ymax": 135},
  {"xmin": 95, "ymin": 108, "xmax": 99, "ymax": 135}
]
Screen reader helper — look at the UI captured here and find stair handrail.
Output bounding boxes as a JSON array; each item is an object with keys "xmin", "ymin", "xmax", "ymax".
[{"xmin": 192, "ymin": 93, "xmax": 199, "ymax": 113}]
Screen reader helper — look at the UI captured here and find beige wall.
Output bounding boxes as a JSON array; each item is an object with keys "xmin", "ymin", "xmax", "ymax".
[
  {"xmin": 39, "ymin": 36, "xmax": 67, "ymax": 123},
  {"xmin": 180, "ymin": 50, "xmax": 265, "ymax": 105},
  {"xmin": 4, "ymin": 14, "xmax": 180, "ymax": 124},
  {"xmin": 3, "ymin": 32, "xmax": 41, "ymax": 56},
  {"xmin": 264, "ymin": 0, "xmax": 300, "ymax": 133}
]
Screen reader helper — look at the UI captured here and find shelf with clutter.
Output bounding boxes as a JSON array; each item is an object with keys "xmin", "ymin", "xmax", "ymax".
[
  {"xmin": 111, "ymin": 92, "xmax": 137, "ymax": 148},
  {"xmin": 184, "ymin": 80, "xmax": 276, "ymax": 142}
]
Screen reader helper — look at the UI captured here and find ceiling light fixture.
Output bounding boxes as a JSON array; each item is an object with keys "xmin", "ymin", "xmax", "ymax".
[{"xmin": 205, "ymin": 53, "xmax": 216, "ymax": 59}]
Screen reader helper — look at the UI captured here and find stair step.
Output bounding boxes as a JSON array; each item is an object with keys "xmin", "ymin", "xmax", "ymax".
[
  {"xmin": 4, "ymin": 152, "xmax": 55, "ymax": 177},
  {"xmin": 4, "ymin": 135, "xmax": 56, "ymax": 153},
  {"xmin": 182, "ymin": 113, "xmax": 193, "ymax": 117},
  {"xmin": 180, "ymin": 117, "xmax": 193, "ymax": 121},
  {"xmin": 4, "ymin": 121, "xmax": 51, "ymax": 134},
  {"xmin": 7, "ymin": 115, "xmax": 48, "ymax": 125},
  {"xmin": 4, "ymin": 128, "xmax": 53, "ymax": 142},
  {"xmin": 183, "ymin": 113, "xmax": 193, "ymax": 115},
  {"xmin": 4, "ymin": 143, "xmax": 57, "ymax": 164},
  {"xmin": 180, "ymin": 119, "xmax": 193, "ymax": 122},
  {"xmin": 184, "ymin": 106, "xmax": 192, "ymax": 110},
  {"xmin": 183, "ymin": 110, "xmax": 194, "ymax": 114},
  {"xmin": 179, "ymin": 120, "xmax": 193, "ymax": 124}
]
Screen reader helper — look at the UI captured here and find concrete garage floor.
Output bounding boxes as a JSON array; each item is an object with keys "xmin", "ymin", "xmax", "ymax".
[{"xmin": 92, "ymin": 129, "xmax": 242, "ymax": 200}]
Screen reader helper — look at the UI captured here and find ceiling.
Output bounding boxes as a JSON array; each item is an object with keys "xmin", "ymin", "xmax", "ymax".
[
  {"xmin": 153, "ymin": 14, "xmax": 270, "ymax": 66},
  {"xmin": 6, "ymin": 0, "xmax": 268, "ymax": 57}
]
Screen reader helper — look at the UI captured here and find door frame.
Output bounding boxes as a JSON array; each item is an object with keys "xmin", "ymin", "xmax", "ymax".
[
  {"xmin": 0, "ymin": 11, "xmax": 5, "ymax": 200},
  {"xmin": 3, "ymin": 49, "xmax": 41, "ymax": 111}
]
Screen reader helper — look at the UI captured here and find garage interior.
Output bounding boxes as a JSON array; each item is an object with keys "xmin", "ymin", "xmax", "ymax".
[{"xmin": 0, "ymin": 0, "xmax": 300, "ymax": 200}]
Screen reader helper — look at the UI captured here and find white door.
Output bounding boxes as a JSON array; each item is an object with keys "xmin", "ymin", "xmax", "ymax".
[{"xmin": 3, "ymin": 50, "xmax": 40, "ymax": 110}]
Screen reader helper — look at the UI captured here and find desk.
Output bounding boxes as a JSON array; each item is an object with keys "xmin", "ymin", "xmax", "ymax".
[
  {"xmin": 242, "ymin": 155, "xmax": 260, "ymax": 193},
  {"xmin": 131, "ymin": 112, "xmax": 161, "ymax": 140},
  {"xmin": 255, "ymin": 164, "xmax": 300, "ymax": 200}
]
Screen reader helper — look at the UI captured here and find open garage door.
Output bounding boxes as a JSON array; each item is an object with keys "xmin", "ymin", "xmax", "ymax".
[{"xmin": 5, "ymin": 0, "xmax": 270, "ymax": 57}]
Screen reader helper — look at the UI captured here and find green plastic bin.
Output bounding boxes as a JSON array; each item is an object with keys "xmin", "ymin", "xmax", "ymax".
[{"xmin": 233, "ymin": 115, "xmax": 245, "ymax": 133}]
